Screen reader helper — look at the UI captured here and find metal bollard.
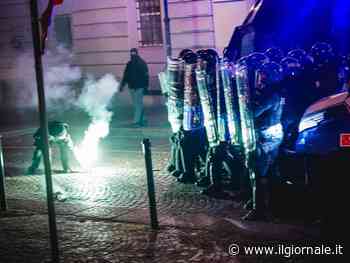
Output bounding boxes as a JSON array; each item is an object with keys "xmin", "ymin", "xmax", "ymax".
[
  {"xmin": 142, "ymin": 138, "xmax": 159, "ymax": 230},
  {"xmin": 0, "ymin": 135, "xmax": 8, "ymax": 211}
]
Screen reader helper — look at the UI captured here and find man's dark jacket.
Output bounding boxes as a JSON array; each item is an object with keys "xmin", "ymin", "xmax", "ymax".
[{"xmin": 121, "ymin": 56, "xmax": 149, "ymax": 90}]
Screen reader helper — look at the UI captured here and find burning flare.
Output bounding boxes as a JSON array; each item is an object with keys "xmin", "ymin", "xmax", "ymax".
[
  {"xmin": 74, "ymin": 74, "xmax": 119, "ymax": 169},
  {"xmin": 74, "ymin": 117, "xmax": 111, "ymax": 168}
]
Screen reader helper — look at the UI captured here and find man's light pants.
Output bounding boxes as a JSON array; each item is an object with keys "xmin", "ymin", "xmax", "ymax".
[{"xmin": 130, "ymin": 88, "xmax": 145, "ymax": 124}]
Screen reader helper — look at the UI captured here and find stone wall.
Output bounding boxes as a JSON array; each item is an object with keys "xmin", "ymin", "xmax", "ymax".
[{"xmin": 0, "ymin": 0, "xmax": 253, "ymax": 108}]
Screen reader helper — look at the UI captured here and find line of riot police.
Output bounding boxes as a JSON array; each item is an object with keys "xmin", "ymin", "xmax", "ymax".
[{"xmin": 158, "ymin": 42, "xmax": 350, "ymax": 221}]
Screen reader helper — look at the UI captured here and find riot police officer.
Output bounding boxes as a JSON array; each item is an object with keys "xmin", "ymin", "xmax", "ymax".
[
  {"xmin": 164, "ymin": 51, "xmax": 186, "ymax": 177},
  {"xmin": 265, "ymin": 47, "xmax": 284, "ymax": 63},
  {"xmin": 178, "ymin": 49, "xmax": 193, "ymax": 59},
  {"xmin": 242, "ymin": 61, "xmax": 284, "ymax": 221},
  {"xmin": 337, "ymin": 54, "xmax": 350, "ymax": 93},
  {"xmin": 287, "ymin": 48, "xmax": 319, "ymax": 109},
  {"xmin": 177, "ymin": 50, "xmax": 207, "ymax": 184},
  {"xmin": 279, "ymin": 56, "xmax": 306, "ymax": 148},
  {"xmin": 26, "ymin": 121, "xmax": 75, "ymax": 174},
  {"xmin": 287, "ymin": 49, "xmax": 313, "ymax": 71},
  {"xmin": 310, "ymin": 42, "xmax": 338, "ymax": 100}
]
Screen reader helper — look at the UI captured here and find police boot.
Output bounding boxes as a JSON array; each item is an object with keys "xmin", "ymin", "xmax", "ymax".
[
  {"xmin": 167, "ymin": 135, "xmax": 177, "ymax": 173},
  {"xmin": 196, "ymin": 176, "xmax": 211, "ymax": 187},
  {"xmin": 176, "ymin": 149, "xmax": 196, "ymax": 183},
  {"xmin": 243, "ymin": 198, "xmax": 253, "ymax": 210},
  {"xmin": 177, "ymin": 172, "xmax": 197, "ymax": 184},
  {"xmin": 167, "ymin": 164, "xmax": 176, "ymax": 174},
  {"xmin": 200, "ymin": 160, "xmax": 229, "ymax": 198},
  {"xmin": 170, "ymin": 142, "xmax": 183, "ymax": 178},
  {"xmin": 230, "ymin": 166, "xmax": 251, "ymax": 203},
  {"xmin": 242, "ymin": 178, "xmax": 271, "ymax": 221},
  {"xmin": 200, "ymin": 184, "xmax": 221, "ymax": 196},
  {"xmin": 26, "ymin": 166, "xmax": 38, "ymax": 175},
  {"xmin": 176, "ymin": 137, "xmax": 197, "ymax": 184}
]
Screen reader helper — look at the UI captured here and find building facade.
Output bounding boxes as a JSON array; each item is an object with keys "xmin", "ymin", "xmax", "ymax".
[{"xmin": 0, "ymin": 0, "xmax": 255, "ymax": 108}]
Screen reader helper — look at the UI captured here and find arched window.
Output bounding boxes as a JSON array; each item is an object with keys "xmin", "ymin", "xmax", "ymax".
[{"xmin": 137, "ymin": 0, "xmax": 163, "ymax": 46}]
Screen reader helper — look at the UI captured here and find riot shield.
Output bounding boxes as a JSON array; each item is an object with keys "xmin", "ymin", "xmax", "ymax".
[
  {"xmin": 158, "ymin": 71, "xmax": 169, "ymax": 98},
  {"xmin": 166, "ymin": 57, "xmax": 185, "ymax": 133},
  {"xmin": 177, "ymin": 62, "xmax": 207, "ymax": 183},
  {"xmin": 195, "ymin": 59, "xmax": 220, "ymax": 147},
  {"xmin": 220, "ymin": 61, "xmax": 241, "ymax": 146},
  {"xmin": 183, "ymin": 63, "xmax": 204, "ymax": 131},
  {"xmin": 216, "ymin": 59, "xmax": 230, "ymax": 142},
  {"xmin": 235, "ymin": 64, "xmax": 257, "ymax": 156},
  {"xmin": 161, "ymin": 58, "xmax": 185, "ymax": 175},
  {"xmin": 235, "ymin": 64, "xmax": 258, "ymax": 209}
]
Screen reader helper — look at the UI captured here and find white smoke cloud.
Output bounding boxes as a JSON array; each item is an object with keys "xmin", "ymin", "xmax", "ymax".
[
  {"xmin": 13, "ymin": 46, "xmax": 82, "ymax": 110},
  {"xmin": 77, "ymin": 74, "xmax": 119, "ymax": 120},
  {"xmin": 74, "ymin": 74, "xmax": 120, "ymax": 168}
]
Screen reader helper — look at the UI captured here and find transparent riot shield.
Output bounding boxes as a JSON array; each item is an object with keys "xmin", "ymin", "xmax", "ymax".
[
  {"xmin": 216, "ymin": 59, "xmax": 230, "ymax": 142},
  {"xmin": 235, "ymin": 64, "xmax": 257, "ymax": 207},
  {"xmin": 220, "ymin": 61, "xmax": 241, "ymax": 146},
  {"xmin": 195, "ymin": 60, "xmax": 220, "ymax": 147},
  {"xmin": 158, "ymin": 71, "xmax": 169, "ymax": 98},
  {"xmin": 235, "ymin": 64, "xmax": 257, "ymax": 156},
  {"xmin": 166, "ymin": 57, "xmax": 185, "ymax": 133},
  {"xmin": 183, "ymin": 63, "xmax": 204, "ymax": 131}
]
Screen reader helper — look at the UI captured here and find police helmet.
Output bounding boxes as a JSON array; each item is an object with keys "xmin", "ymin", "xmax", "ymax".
[
  {"xmin": 205, "ymin": 49, "xmax": 219, "ymax": 67},
  {"xmin": 281, "ymin": 57, "xmax": 302, "ymax": 78},
  {"xmin": 205, "ymin": 49, "xmax": 219, "ymax": 60},
  {"xmin": 182, "ymin": 50, "xmax": 197, "ymax": 64},
  {"xmin": 287, "ymin": 49, "xmax": 306, "ymax": 61},
  {"xmin": 287, "ymin": 49, "xmax": 313, "ymax": 68},
  {"xmin": 178, "ymin": 49, "xmax": 193, "ymax": 59},
  {"xmin": 339, "ymin": 54, "xmax": 350, "ymax": 68},
  {"xmin": 236, "ymin": 56, "xmax": 249, "ymax": 68},
  {"xmin": 265, "ymin": 47, "xmax": 284, "ymax": 63},
  {"xmin": 196, "ymin": 49, "xmax": 218, "ymax": 70},
  {"xmin": 339, "ymin": 54, "xmax": 350, "ymax": 83},
  {"xmin": 310, "ymin": 42, "xmax": 334, "ymax": 66},
  {"xmin": 246, "ymin": 52, "xmax": 269, "ymax": 71},
  {"xmin": 256, "ymin": 62, "xmax": 284, "ymax": 87}
]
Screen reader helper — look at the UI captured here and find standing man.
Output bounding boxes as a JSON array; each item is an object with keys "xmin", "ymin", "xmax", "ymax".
[{"xmin": 120, "ymin": 48, "xmax": 149, "ymax": 127}]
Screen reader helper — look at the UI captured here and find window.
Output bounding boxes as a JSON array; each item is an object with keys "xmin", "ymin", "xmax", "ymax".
[
  {"xmin": 54, "ymin": 15, "xmax": 73, "ymax": 49},
  {"xmin": 137, "ymin": 0, "xmax": 163, "ymax": 46}
]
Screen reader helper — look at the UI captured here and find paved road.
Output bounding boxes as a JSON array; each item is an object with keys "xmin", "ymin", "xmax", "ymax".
[
  {"xmin": 0, "ymin": 124, "xmax": 328, "ymax": 263},
  {"xmin": 2, "ymin": 126, "xmax": 232, "ymax": 218}
]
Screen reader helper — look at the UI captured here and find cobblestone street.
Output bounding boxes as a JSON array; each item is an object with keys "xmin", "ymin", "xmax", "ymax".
[
  {"xmin": 1, "ymin": 0, "xmax": 350, "ymax": 261},
  {"xmin": 0, "ymin": 117, "xmax": 330, "ymax": 263}
]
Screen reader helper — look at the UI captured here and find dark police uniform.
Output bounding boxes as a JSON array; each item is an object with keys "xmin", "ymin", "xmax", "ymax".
[
  {"xmin": 243, "ymin": 62, "xmax": 284, "ymax": 221},
  {"xmin": 310, "ymin": 42, "xmax": 339, "ymax": 100}
]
